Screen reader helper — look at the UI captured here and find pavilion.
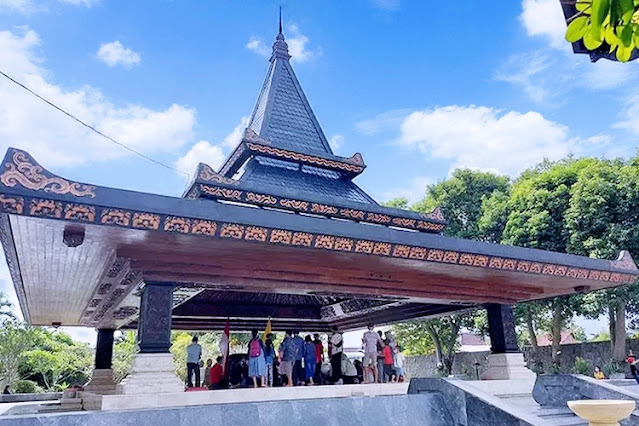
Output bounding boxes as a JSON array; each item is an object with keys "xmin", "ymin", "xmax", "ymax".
[{"xmin": 0, "ymin": 28, "xmax": 637, "ymax": 395}]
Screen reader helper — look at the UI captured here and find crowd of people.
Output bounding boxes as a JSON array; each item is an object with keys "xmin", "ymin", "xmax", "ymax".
[{"xmin": 184, "ymin": 325, "xmax": 406, "ymax": 390}]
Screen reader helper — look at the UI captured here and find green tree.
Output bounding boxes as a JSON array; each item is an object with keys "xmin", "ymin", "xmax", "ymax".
[
  {"xmin": 21, "ymin": 330, "xmax": 93, "ymax": 390},
  {"xmin": 381, "ymin": 197, "xmax": 410, "ymax": 209},
  {"xmin": 565, "ymin": 157, "xmax": 639, "ymax": 361},
  {"xmin": 0, "ymin": 292, "xmax": 15, "ymax": 323},
  {"xmin": 499, "ymin": 158, "xmax": 602, "ymax": 363},
  {"xmin": 413, "ymin": 169, "xmax": 510, "ymax": 240},
  {"xmin": 112, "ymin": 331, "xmax": 137, "ymax": 383},
  {"xmin": 0, "ymin": 322, "xmax": 38, "ymax": 389}
]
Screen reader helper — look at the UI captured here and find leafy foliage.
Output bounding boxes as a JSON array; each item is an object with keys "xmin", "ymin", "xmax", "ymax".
[
  {"xmin": 564, "ymin": 0, "xmax": 639, "ymax": 62},
  {"xmin": 572, "ymin": 356, "xmax": 594, "ymax": 375}
]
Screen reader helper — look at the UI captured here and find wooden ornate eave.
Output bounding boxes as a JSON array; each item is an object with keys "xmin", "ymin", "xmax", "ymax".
[{"xmin": 1, "ymin": 148, "xmax": 638, "ymax": 328}]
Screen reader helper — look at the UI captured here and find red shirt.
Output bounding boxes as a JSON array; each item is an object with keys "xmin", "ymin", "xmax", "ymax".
[
  {"xmin": 383, "ymin": 346, "xmax": 393, "ymax": 365},
  {"xmin": 315, "ymin": 342, "xmax": 323, "ymax": 363},
  {"xmin": 210, "ymin": 363, "xmax": 223, "ymax": 385}
]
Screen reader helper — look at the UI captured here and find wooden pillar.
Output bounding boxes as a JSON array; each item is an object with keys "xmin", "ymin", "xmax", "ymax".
[
  {"xmin": 84, "ymin": 329, "xmax": 117, "ymax": 395},
  {"xmin": 481, "ymin": 304, "xmax": 535, "ymax": 380},
  {"xmin": 486, "ymin": 303, "xmax": 519, "ymax": 354},
  {"xmin": 137, "ymin": 281, "xmax": 174, "ymax": 353},
  {"xmin": 117, "ymin": 281, "xmax": 183, "ymax": 394},
  {"xmin": 95, "ymin": 328, "xmax": 115, "ymax": 369}
]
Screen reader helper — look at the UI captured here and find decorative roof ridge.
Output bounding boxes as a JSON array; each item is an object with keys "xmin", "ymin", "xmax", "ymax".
[
  {"xmin": 0, "ymin": 148, "xmax": 96, "ymax": 198},
  {"xmin": 218, "ymin": 133, "xmax": 366, "ymax": 179},
  {"xmin": 186, "ymin": 178, "xmax": 448, "ymax": 233},
  {"xmin": 611, "ymin": 250, "xmax": 639, "ymax": 272}
]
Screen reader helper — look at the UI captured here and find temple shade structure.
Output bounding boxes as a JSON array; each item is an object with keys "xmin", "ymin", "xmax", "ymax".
[{"xmin": 0, "ymin": 29, "xmax": 637, "ymax": 332}]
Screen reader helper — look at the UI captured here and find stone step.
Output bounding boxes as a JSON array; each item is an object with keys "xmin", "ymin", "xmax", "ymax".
[{"xmin": 542, "ymin": 416, "xmax": 587, "ymax": 426}]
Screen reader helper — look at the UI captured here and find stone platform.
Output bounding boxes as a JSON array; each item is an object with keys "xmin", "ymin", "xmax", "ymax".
[
  {"xmin": 96, "ymin": 382, "xmax": 410, "ymax": 411},
  {"xmin": 0, "ymin": 392, "xmax": 450, "ymax": 426}
]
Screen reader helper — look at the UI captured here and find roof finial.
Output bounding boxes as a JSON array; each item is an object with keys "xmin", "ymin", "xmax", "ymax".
[{"xmin": 271, "ymin": 6, "xmax": 291, "ymax": 61}]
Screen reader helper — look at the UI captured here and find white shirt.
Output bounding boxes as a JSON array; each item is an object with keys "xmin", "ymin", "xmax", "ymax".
[
  {"xmin": 394, "ymin": 352, "xmax": 405, "ymax": 369},
  {"xmin": 330, "ymin": 332, "xmax": 343, "ymax": 354}
]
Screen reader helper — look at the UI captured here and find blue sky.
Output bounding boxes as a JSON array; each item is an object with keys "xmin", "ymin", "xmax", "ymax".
[{"xmin": 0, "ymin": 0, "xmax": 632, "ymax": 339}]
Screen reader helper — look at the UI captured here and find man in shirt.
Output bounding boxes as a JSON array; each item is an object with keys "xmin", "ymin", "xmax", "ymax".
[
  {"xmin": 291, "ymin": 330, "xmax": 305, "ymax": 386},
  {"xmin": 186, "ymin": 336, "xmax": 202, "ymax": 387},
  {"xmin": 279, "ymin": 331, "xmax": 295, "ymax": 387},
  {"xmin": 376, "ymin": 330, "xmax": 386, "ymax": 383},
  {"xmin": 362, "ymin": 325, "xmax": 384, "ymax": 383},
  {"xmin": 209, "ymin": 356, "xmax": 228, "ymax": 390},
  {"xmin": 330, "ymin": 326, "xmax": 343, "ymax": 384}
]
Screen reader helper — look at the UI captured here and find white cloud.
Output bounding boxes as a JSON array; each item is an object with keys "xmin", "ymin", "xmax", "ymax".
[
  {"xmin": 245, "ymin": 37, "xmax": 270, "ymax": 57},
  {"xmin": 398, "ymin": 105, "xmax": 586, "ymax": 176},
  {"xmin": 246, "ymin": 24, "xmax": 317, "ymax": 64},
  {"xmin": 97, "ymin": 41, "xmax": 141, "ymax": 68},
  {"xmin": 222, "ymin": 116, "xmax": 249, "ymax": 149},
  {"xmin": 356, "ymin": 109, "xmax": 413, "ymax": 136},
  {"xmin": 59, "ymin": 0, "xmax": 98, "ymax": 6},
  {"xmin": 175, "ymin": 141, "xmax": 225, "ymax": 177},
  {"xmin": 0, "ymin": 28, "xmax": 196, "ymax": 168},
  {"xmin": 370, "ymin": 0, "xmax": 400, "ymax": 10},
  {"xmin": 0, "ymin": 0, "xmax": 42, "ymax": 14},
  {"xmin": 520, "ymin": 0, "xmax": 568, "ymax": 50},
  {"xmin": 495, "ymin": 52, "xmax": 552, "ymax": 103},
  {"xmin": 496, "ymin": 49, "xmax": 639, "ymax": 103},
  {"xmin": 329, "ymin": 134, "xmax": 344, "ymax": 153},
  {"xmin": 286, "ymin": 24, "xmax": 317, "ymax": 63},
  {"xmin": 381, "ymin": 176, "xmax": 432, "ymax": 204},
  {"xmin": 175, "ymin": 116, "xmax": 249, "ymax": 178},
  {"xmin": 0, "ymin": 0, "xmax": 95, "ymax": 14},
  {"xmin": 613, "ymin": 93, "xmax": 639, "ymax": 136}
]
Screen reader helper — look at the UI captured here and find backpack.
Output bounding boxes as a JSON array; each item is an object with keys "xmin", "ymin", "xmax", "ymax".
[{"xmin": 249, "ymin": 339, "xmax": 262, "ymax": 357}]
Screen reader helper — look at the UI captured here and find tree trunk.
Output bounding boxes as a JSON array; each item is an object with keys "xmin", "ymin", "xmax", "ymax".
[
  {"xmin": 443, "ymin": 320, "xmax": 461, "ymax": 376},
  {"xmin": 551, "ymin": 303, "xmax": 562, "ymax": 364},
  {"xmin": 609, "ymin": 305, "xmax": 616, "ymax": 354},
  {"xmin": 526, "ymin": 308, "xmax": 538, "ymax": 351},
  {"xmin": 613, "ymin": 301, "xmax": 627, "ymax": 362},
  {"xmin": 426, "ymin": 324, "xmax": 444, "ymax": 371}
]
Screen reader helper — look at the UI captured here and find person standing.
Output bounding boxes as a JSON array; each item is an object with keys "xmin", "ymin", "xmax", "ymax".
[
  {"xmin": 248, "ymin": 329, "xmax": 267, "ymax": 388},
  {"xmin": 292, "ymin": 330, "xmax": 305, "ymax": 386},
  {"xmin": 628, "ymin": 350, "xmax": 639, "ymax": 384},
  {"xmin": 376, "ymin": 330, "xmax": 386, "ymax": 383},
  {"xmin": 264, "ymin": 333, "xmax": 276, "ymax": 387},
  {"xmin": 330, "ymin": 326, "xmax": 343, "ymax": 384},
  {"xmin": 362, "ymin": 325, "xmax": 384, "ymax": 384},
  {"xmin": 279, "ymin": 330, "xmax": 295, "ymax": 387},
  {"xmin": 186, "ymin": 336, "xmax": 202, "ymax": 388},
  {"xmin": 313, "ymin": 333, "xmax": 324, "ymax": 384},
  {"xmin": 393, "ymin": 346, "xmax": 406, "ymax": 382},
  {"xmin": 303, "ymin": 335, "xmax": 317, "ymax": 385}
]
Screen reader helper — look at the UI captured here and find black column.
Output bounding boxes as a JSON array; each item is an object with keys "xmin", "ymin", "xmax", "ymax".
[
  {"xmin": 485, "ymin": 304, "xmax": 519, "ymax": 354},
  {"xmin": 95, "ymin": 328, "xmax": 115, "ymax": 369},
  {"xmin": 137, "ymin": 281, "xmax": 174, "ymax": 353}
]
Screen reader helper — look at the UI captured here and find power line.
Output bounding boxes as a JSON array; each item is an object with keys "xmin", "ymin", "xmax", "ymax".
[{"xmin": 0, "ymin": 69, "xmax": 191, "ymax": 180}]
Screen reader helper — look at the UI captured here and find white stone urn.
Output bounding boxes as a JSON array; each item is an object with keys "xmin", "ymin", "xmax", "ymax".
[{"xmin": 567, "ymin": 400, "xmax": 635, "ymax": 426}]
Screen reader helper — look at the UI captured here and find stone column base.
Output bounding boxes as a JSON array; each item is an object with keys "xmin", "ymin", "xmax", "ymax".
[
  {"xmin": 117, "ymin": 353, "xmax": 184, "ymax": 395},
  {"xmin": 84, "ymin": 368, "xmax": 117, "ymax": 395},
  {"xmin": 480, "ymin": 353, "xmax": 536, "ymax": 380}
]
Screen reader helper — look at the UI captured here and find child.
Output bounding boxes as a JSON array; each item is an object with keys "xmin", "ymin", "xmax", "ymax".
[
  {"xmin": 382, "ymin": 340, "xmax": 396, "ymax": 383},
  {"xmin": 248, "ymin": 329, "xmax": 267, "ymax": 388},
  {"xmin": 264, "ymin": 334, "xmax": 275, "ymax": 387},
  {"xmin": 393, "ymin": 345, "xmax": 405, "ymax": 382},
  {"xmin": 594, "ymin": 365, "xmax": 605, "ymax": 380},
  {"xmin": 203, "ymin": 358, "xmax": 213, "ymax": 388}
]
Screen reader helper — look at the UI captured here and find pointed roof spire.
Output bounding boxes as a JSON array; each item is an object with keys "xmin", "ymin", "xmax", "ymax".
[{"xmin": 271, "ymin": 13, "xmax": 291, "ymax": 61}]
